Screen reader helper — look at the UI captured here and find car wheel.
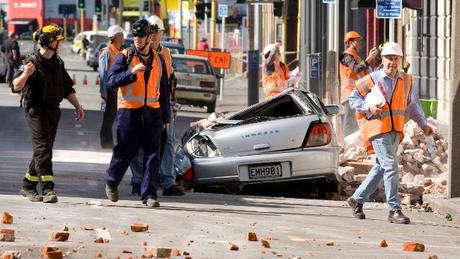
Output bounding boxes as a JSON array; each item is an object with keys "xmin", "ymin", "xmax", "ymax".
[{"xmin": 206, "ymin": 101, "xmax": 216, "ymax": 113}]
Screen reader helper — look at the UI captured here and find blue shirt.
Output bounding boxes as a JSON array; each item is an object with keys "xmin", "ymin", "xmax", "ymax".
[{"xmin": 348, "ymin": 69, "xmax": 427, "ymax": 127}]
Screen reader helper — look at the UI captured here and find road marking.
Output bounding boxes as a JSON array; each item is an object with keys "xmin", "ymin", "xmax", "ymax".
[{"xmin": 53, "ymin": 150, "xmax": 111, "ymax": 164}]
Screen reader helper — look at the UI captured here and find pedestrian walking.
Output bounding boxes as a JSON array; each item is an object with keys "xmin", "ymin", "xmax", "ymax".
[
  {"xmin": 3, "ymin": 32, "xmax": 20, "ymax": 86},
  {"xmin": 11, "ymin": 24, "xmax": 85, "ymax": 203},
  {"xmin": 105, "ymin": 19, "xmax": 170, "ymax": 208},
  {"xmin": 197, "ymin": 38, "xmax": 209, "ymax": 50},
  {"xmin": 347, "ymin": 42, "xmax": 433, "ymax": 224},
  {"xmin": 129, "ymin": 15, "xmax": 184, "ymax": 197},
  {"xmin": 339, "ymin": 31, "xmax": 379, "ymax": 137},
  {"xmin": 262, "ymin": 43, "xmax": 290, "ymax": 98},
  {"xmin": 81, "ymin": 34, "xmax": 89, "ymax": 59},
  {"xmin": 99, "ymin": 25, "xmax": 125, "ymax": 149}
]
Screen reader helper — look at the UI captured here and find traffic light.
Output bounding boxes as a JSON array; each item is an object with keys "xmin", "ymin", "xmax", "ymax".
[
  {"xmin": 95, "ymin": 0, "xmax": 102, "ymax": 13},
  {"xmin": 195, "ymin": 2, "xmax": 211, "ymax": 20},
  {"xmin": 78, "ymin": 0, "xmax": 85, "ymax": 9},
  {"xmin": 273, "ymin": 2, "xmax": 283, "ymax": 17}
]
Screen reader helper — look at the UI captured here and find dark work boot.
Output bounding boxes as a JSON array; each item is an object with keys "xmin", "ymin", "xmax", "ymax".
[
  {"xmin": 144, "ymin": 197, "xmax": 160, "ymax": 208},
  {"xmin": 388, "ymin": 210, "xmax": 410, "ymax": 224},
  {"xmin": 347, "ymin": 197, "xmax": 366, "ymax": 219},
  {"xmin": 162, "ymin": 185, "xmax": 185, "ymax": 196},
  {"xmin": 105, "ymin": 184, "xmax": 119, "ymax": 202},
  {"xmin": 131, "ymin": 183, "xmax": 141, "ymax": 196},
  {"xmin": 20, "ymin": 188, "xmax": 43, "ymax": 202},
  {"xmin": 43, "ymin": 190, "xmax": 58, "ymax": 203}
]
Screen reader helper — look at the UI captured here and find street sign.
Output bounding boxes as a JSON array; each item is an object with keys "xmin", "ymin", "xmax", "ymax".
[
  {"xmin": 248, "ymin": 51, "xmax": 259, "ymax": 69},
  {"xmin": 322, "ymin": 0, "xmax": 336, "ymax": 3},
  {"xmin": 186, "ymin": 49, "xmax": 232, "ymax": 69},
  {"xmin": 218, "ymin": 4, "xmax": 228, "ymax": 18},
  {"xmin": 310, "ymin": 56, "xmax": 320, "ymax": 79},
  {"xmin": 376, "ymin": 0, "xmax": 402, "ymax": 19}
]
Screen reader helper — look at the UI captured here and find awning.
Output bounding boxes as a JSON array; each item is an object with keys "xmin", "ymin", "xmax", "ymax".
[{"xmin": 8, "ymin": 19, "xmax": 37, "ymax": 25}]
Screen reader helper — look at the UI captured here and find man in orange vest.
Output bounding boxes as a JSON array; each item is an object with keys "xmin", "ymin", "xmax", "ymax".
[
  {"xmin": 105, "ymin": 19, "xmax": 170, "ymax": 208},
  {"xmin": 99, "ymin": 25, "xmax": 125, "ymax": 149},
  {"xmin": 129, "ymin": 15, "xmax": 185, "ymax": 197},
  {"xmin": 339, "ymin": 31, "xmax": 379, "ymax": 137},
  {"xmin": 347, "ymin": 42, "xmax": 433, "ymax": 224},
  {"xmin": 262, "ymin": 43, "xmax": 290, "ymax": 98}
]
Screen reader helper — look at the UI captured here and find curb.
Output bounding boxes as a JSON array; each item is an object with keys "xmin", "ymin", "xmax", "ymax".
[{"xmin": 423, "ymin": 195, "xmax": 460, "ymax": 225}]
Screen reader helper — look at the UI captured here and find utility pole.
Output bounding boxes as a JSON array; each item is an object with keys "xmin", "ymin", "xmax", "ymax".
[
  {"xmin": 80, "ymin": 9, "xmax": 85, "ymax": 33},
  {"xmin": 449, "ymin": 0, "xmax": 460, "ymax": 198},
  {"xmin": 179, "ymin": 0, "xmax": 182, "ymax": 39},
  {"xmin": 193, "ymin": 0, "xmax": 198, "ymax": 49},
  {"xmin": 210, "ymin": 0, "xmax": 217, "ymax": 48}
]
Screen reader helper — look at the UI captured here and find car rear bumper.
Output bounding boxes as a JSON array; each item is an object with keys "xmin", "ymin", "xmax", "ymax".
[
  {"xmin": 176, "ymin": 88, "xmax": 216, "ymax": 103},
  {"xmin": 190, "ymin": 147, "xmax": 339, "ymax": 185}
]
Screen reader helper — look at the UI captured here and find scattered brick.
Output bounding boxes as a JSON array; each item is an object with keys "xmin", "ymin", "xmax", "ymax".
[
  {"xmin": 378, "ymin": 240, "xmax": 388, "ymax": 247},
  {"xmin": 171, "ymin": 249, "xmax": 181, "ymax": 256},
  {"xmin": 141, "ymin": 252, "xmax": 153, "ymax": 258},
  {"xmin": 62, "ymin": 226, "xmax": 69, "ymax": 231},
  {"xmin": 428, "ymin": 254, "xmax": 439, "ymax": 259},
  {"xmin": 42, "ymin": 245, "xmax": 63, "ymax": 259},
  {"xmin": 326, "ymin": 241, "xmax": 334, "ymax": 246},
  {"xmin": 94, "ymin": 237, "xmax": 110, "ymax": 243},
  {"xmin": 82, "ymin": 225, "xmax": 94, "ymax": 231},
  {"xmin": 183, "ymin": 251, "xmax": 190, "ymax": 255},
  {"xmin": 247, "ymin": 232, "xmax": 258, "ymax": 241},
  {"xmin": 149, "ymin": 248, "xmax": 172, "ymax": 258},
  {"xmin": 94, "ymin": 251, "xmax": 103, "ymax": 257},
  {"xmin": 261, "ymin": 239, "xmax": 271, "ymax": 248},
  {"xmin": 2, "ymin": 212, "xmax": 13, "ymax": 224},
  {"xmin": 0, "ymin": 229, "xmax": 15, "ymax": 242},
  {"xmin": 122, "ymin": 249, "xmax": 133, "ymax": 254},
  {"xmin": 49, "ymin": 231, "xmax": 70, "ymax": 241},
  {"xmin": 403, "ymin": 241, "xmax": 425, "ymax": 252},
  {"xmin": 228, "ymin": 242, "xmax": 239, "ymax": 251},
  {"xmin": 131, "ymin": 223, "xmax": 149, "ymax": 232},
  {"xmin": 1, "ymin": 251, "xmax": 21, "ymax": 259}
]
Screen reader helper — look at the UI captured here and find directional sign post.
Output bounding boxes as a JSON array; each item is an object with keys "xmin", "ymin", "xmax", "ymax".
[
  {"xmin": 247, "ymin": 50, "xmax": 259, "ymax": 106},
  {"xmin": 218, "ymin": 4, "xmax": 228, "ymax": 101}
]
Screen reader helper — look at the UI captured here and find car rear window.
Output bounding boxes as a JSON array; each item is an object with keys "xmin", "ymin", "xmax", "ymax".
[{"xmin": 173, "ymin": 58, "xmax": 210, "ymax": 74}]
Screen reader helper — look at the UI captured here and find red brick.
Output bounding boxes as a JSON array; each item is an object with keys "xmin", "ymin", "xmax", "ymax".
[
  {"xmin": 246, "ymin": 232, "xmax": 258, "ymax": 241},
  {"xmin": 49, "ymin": 231, "xmax": 70, "ymax": 241},
  {"xmin": 403, "ymin": 241, "xmax": 425, "ymax": 252},
  {"xmin": 171, "ymin": 249, "xmax": 181, "ymax": 256},
  {"xmin": 149, "ymin": 248, "xmax": 172, "ymax": 258},
  {"xmin": 2, "ymin": 212, "xmax": 13, "ymax": 224},
  {"xmin": 131, "ymin": 223, "xmax": 149, "ymax": 232},
  {"xmin": 378, "ymin": 240, "xmax": 388, "ymax": 247},
  {"xmin": 94, "ymin": 237, "xmax": 110, "ymax": 243},
  {"xmin": 228, "ymin": 243, "xmax": 239, "ymax": 251},
  {"xmin": 0, "ymin": 229, "xmax": 15, "ymax": 242},
  {"xmin": 45, "ymin": 250, "xmax": 63, "ymax": 259}
]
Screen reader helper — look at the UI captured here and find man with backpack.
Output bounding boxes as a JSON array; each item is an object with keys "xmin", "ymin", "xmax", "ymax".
[
  {"xmin": 99, "ymin": 25, "xmax": 125, "ymax": 149},
  {"xmin": 11, "ymin": 24, "xmax": 85, "ymax": 203},
  {"xmin": 104, "ymin": 19, "xmax": 170, "ymax": 208}
]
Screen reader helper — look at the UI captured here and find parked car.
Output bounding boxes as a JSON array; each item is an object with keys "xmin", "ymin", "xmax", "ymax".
[
  {"xmin": 72, "ymin": 31, "xmax": 108, "ymax": 54},
  {"xmin": 174, "ymin": 88, "xmax": 341, "ymax": 193},
  {"xmin": 173, "ymin": 54, "xmax": 219, "ymax": 113},
  {"xmin": 86, "ymin": 42, "xmax": 107, "ymax": 71}
]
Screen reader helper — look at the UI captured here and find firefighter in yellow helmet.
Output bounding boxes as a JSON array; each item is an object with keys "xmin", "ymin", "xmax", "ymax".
[
  {"xmin": 339, "ymin": 31, "xmax": 379, "ymax": 137},
  {"xmin": 11, "ymin": 24, "xmax": 85, "ymax": 203}
]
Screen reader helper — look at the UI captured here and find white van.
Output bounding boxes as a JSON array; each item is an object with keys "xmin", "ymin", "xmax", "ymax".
[{"xmin": 72, "ymin": 31, "xmax": 108, "ymax": 54}]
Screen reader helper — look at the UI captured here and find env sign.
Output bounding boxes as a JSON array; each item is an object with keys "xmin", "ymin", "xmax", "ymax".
[
  {"xmin": 376, "ymin": 0, "xmax": 402, "ymax": 19},
  {"xmin": 218, "ymin": 4, "xmax": 228, "ymax": 18},
  {"xmin": 186, "ymin": 49, "xmax": 232, "ymax": 69}
]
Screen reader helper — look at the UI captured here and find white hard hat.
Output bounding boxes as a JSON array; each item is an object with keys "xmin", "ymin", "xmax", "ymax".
[
  {"xmin": 147, "ymin": 15, "xmax": 165, "ymax": 31},
  {"xmin": 263, "ymin": 44, "xmax": 277, "ymax": 56},
  {"xmin": 380, "ymin": 42, "xmax": 403, "ymax": 56},
  {"xmin": 108, "ymin": 25, "xmax": 124, "ymax": 38}
]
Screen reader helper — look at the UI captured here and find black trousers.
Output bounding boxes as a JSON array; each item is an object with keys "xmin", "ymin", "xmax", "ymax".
[
  {"xmin": 23, "ymin": 105, "xmax": 61, "ymax": 192},
  {"xmin": 6, "ymin": 61, "xmax": 18, "ymax": 85},
  {"xmin": 100, "ymin": 89, "xmax": 118, "ymax": 148}
]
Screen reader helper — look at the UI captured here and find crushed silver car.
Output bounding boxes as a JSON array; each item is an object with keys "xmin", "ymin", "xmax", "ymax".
[{"xmin": 175, "ymin": 89, "xmax": 341, "ymax": 192}]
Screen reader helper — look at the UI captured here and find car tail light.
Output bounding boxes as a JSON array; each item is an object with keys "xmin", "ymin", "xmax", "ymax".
[
  {"xmin": 182, "ymin": 168, "xmax": 193, "ymax": 181},
  {"xmin": 200, "ymin": 81, "xmax": 215, "ymax": 88},
  {"xmin": 303, "ymin": 122, "xmax": 332, "ymax": 148}
]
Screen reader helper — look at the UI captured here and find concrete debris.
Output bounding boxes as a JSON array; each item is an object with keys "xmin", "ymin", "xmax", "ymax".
[
  {"xmin": 94, "ymin": 228, "xmax": 111, "ymax": 243},
  {"xmin": 246, "ymin": 232, "xmax": 258, "ymax": 241},
  {"xmin": 0, "ymin": 229, "xmax": 15, "ymax": 242},
  {"xmin": 2, "ymin": 212, "xmax": 13, "ymax": 224},
  {"xmin": 342, "ymin": 118, "xmax": 448, "ymax": 196},
  {"xmin": 49, "ymin": 231, "xmax": 70, "ymax": 242},
  {"xmin": 131, "ymin": 223, "xmax": 149, "ymax": 232},
  {"xmin": 261, "ymin": 239, "xmax": 271, "ymax": 248},
  {"xmin": 190, "ymin": 112, "xmax": 226, "ymax": 133},
  {"xmin": 228, "ymin": 242, "xmax": 239, "ymax": 251},
  {"xmin": 402, "ymin": 241, "xmax": 425, "ymax": 252},
  {"xmin": 0, "ymin": 251, "xmax": 21, "ymax": 259},
  {"xmin": 378, "ymin": 240, "xmax": 388, "ymax": 247}
]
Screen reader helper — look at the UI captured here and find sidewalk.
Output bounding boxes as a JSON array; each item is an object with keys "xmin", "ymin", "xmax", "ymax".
[{"xmin": 424, "ymin": 195, "xmax": 460, "ymax": 225}]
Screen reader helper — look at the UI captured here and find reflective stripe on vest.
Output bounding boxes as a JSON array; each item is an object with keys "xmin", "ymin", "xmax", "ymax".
[
  {"xmin": 108, "ymin": 44, "xmax": 120, "ymax": 69},
  {"xmin": 355, "ymin": 72, "xmax": 412, "ymax": 154},
  {"xmin": 118, "ymin": 50, "xmax": 162, "ymax": 109},
  {"xmin": 339, "ymin": 48, "xmax": 368, "ymax": 103},
  {"xmin": 263, "ymin": 62, "xmax": 289, "ymax": 97}
]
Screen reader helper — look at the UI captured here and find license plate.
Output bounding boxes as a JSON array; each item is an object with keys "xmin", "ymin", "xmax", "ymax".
[
  {"xmin": 179, "ymin": 79, "xmax": 193, "ymax": 86},
  {"xmin": 248, "ymin": 164, "xmax": 282, "ymax": 179}
]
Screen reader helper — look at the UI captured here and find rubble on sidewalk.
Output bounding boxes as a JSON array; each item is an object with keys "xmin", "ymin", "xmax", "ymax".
[
  {"xmin": 0, "ymin": 229, "xmax": 15, "ymax": 242},
  {"xmin": 340, "ymin": 118, "xmax": 448, "ymax": 201},
  {"xmin": 2, "ymin": 212, "xmax": 13, "ymax": 224},
  {"xmin": 0, "ymin": 251, "xmax": 21, "ymax": 259},
  {"xmin": 402, "ymin": 241, "xmax": 425, "ymax": 252},
  {"xmin": 49, "ymin": 231, "xmax": 70, "ymax": 241}
]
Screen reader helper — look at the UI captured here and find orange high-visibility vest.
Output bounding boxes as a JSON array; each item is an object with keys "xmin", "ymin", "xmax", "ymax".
[
  {"xmin": 118, "ymin": 49, "xmax": 163, "ymax": 109},
  {"xmin": 339, "ymin": 48, "xmax": 368, "ymax": 104},
  {"xmin": 263, "ymin": 61, "xmax": 289, "ymax": 97},
  {"xmin": 159, "ymin": 46, "xmax": 173, "ymax": 78},
  {"xmin": 107, "ymin": 44, "xmax": 120, "ymax": 68},
  {"xmin": 355, "ymin": 72, "xmax": 412, "ymax": 154}
]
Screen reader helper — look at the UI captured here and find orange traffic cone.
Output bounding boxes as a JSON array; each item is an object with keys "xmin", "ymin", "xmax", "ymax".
[
  {"xmin": 72, "ymin": 74, "xmax": 76, "ymax": 84},
  {"xmin": 95, "ymin": 75, "xmax": 99, "ymax": 85},
  {"xmin": 83, "ymin": 75, "xmax": 88, "ymax": 86}
]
